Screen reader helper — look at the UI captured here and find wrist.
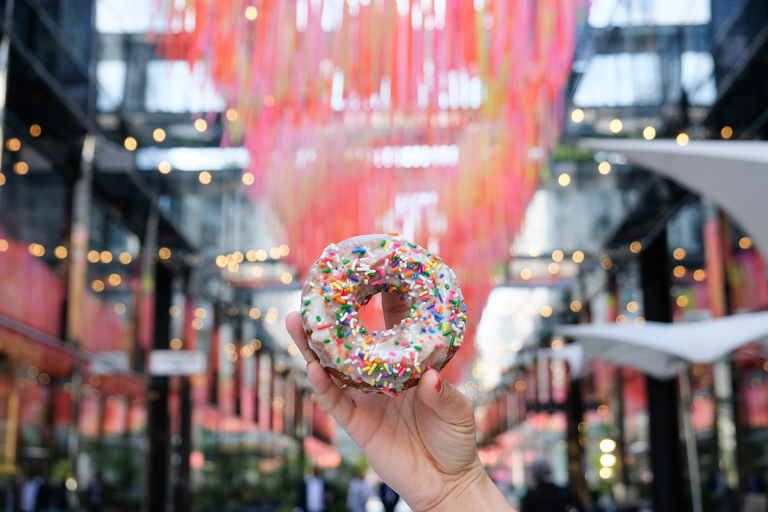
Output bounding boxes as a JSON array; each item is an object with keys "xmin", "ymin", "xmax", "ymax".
[{"xmin": 420, "ymin": 462, "xmax": 514, "ymax": 512}]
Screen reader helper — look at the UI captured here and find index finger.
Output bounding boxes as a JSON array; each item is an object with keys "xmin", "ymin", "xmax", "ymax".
[
  {"xmin": 286, "ymin": 311, "xmax": 317, "ymax": 363},
  {"xmin": 382, "ymin": 292, "xmax": 410, "ymax": 329}
]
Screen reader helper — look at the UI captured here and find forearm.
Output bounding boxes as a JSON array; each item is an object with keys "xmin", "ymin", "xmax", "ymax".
[{"xmin": 421, "ymin": 465, "xmax": 515, "ymax": 512}]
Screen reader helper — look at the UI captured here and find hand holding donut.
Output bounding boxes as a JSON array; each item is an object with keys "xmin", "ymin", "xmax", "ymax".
[
  {"xmin": 286, "ymin": 234, "xmax": 513, "ymax": 511},
  {"xmin": 287, "ymin": 300, "xmax": 513, "ymax": 512}
]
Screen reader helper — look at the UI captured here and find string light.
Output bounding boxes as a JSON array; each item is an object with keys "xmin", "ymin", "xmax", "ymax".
[
  {"xmin": 14, "ymin": 162, "xmax": 29, "ymax": 175},
  {"xmin": 598, "ymin": 161, "xmax": 611, "ymax": 175},
  {"xmin": 676, "ymin": 133, "xmax": 689, "ymax": 146},
  {"xmin": 552, "ymin": 250, "xmax": 564, "ymax": 262},
  {"xmin": 572, "ymin": 251, "xmax": 584, "ymax": 263},
  {"xmin": 739, "ymin": 237, "xmax": 752, "ymax": 249},
  {"xmin": 571, "ymin": 109, "xmax": 584, "ymax": 123},
  {"xmin": 30, "ymin": 124, "xmax": 41, "ymax": 137},
  {"xmin": 119, "ymin": 252, "xmax": 132, "ymax": 264},
  {"xmin": 199, "ymin": 171, "xmax": 212, "ymax": 184},
  {"xmin": 630, "ymin": 241, "xmax": 641, "ymax": 253},
  {"xmin": 721, "ymin": 126, "xmax": 733, "ymax": 139},
  {"xmin": 194, "ymin": 119, "xmax": 208, "ymax": 132},
  {"xmin": 245, "ymin": 6, "xmax": 258, "ymax": 20},
  {"xmin": 242, "ymin": 173, "xmax": 255, "ymax": 185},
  {"xmin": 159, "ymin": 247, "xmax": 172, "ymax": 259},
  {"xmin": 153, "ymin": 128, "xmax": 166, "ymax": 142},
  {"xmin": 674, "ymin": 265, "xmax": 686, "ymax": 278},
  {"xmin": 6, "ymin": 138, "xmax": 20, "ymax": 151},
  {"xmin": 609, "ymin": 119, "xmax": 622, "ymax": 133},
  {"xmin": 159, "ymin": 161, "xmax": 171, "ymax": 174},
  {"xmin": 673, "ymin": 248, "xmax": 686, "ymax": 260},
  {"xmin": 643, "ymin": 126, "xmax": 656, "ymax": 140},
  {"xmin": 558, "ymin": 174, "xmax": 571, "ymax": 186},
  {"xmin": 28, "ymin": 243, "xmax": 45, "ymax": 257},
  {"xmin": 124, "ymin": 137, "xmax": 137, "ymax": 151},
  {"xmin": 226, "ymin": 108, "xmax": 238, "ymax": 121},
  {"xmin": 100, "ymin": 251, "xmax": 113, "ymax": 263},
  {"xmin": 54, "ymin": 246, "xmax": 68, "ymax": 259},
  {"xmin": 570, "ymin": 301, "xmax": 582, "ymax": 312}
]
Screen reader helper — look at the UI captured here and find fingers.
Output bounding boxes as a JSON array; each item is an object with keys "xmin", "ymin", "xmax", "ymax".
[
  {"xmin": 382, "ymin": 292, "xmax": 409, "ymax": 329},
  {"xmin": 307, "ymin": 361, "xmax": 356, "ymax": 428},
  {"xmin": 417, "ymin": 369, "xmax": 475, "ymax": 428},
  {"xmin": 288, "ymin": 312, "xmax": 357, "ymax": 426},
  {"xmin": 286, "ymin": 311, "xmax": 316, "ymax": 363}
]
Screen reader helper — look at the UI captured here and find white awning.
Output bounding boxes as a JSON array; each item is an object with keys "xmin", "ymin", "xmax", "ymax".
[
  {"xmin": 578, "ymin": 139, "xmax": 768, "ymax": 273},
  {"xmin": 555, "ymin": 311, "xmax": 768, "ymax": 379}
]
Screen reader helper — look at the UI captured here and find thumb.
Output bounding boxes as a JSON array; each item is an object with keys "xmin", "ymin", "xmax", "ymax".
[{"xmin": 417, "ymin": 369, "xmax": 475, "ymax": 428}]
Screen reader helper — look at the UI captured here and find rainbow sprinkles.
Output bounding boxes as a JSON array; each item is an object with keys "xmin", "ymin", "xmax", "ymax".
[{"xmin": 300, "ymin": 233, "xmax": 467, "ymax": 397}]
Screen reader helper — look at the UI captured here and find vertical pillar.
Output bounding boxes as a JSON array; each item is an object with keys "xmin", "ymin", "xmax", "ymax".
[
  {"xmin": 173, "ymin": 377, "xmax": 192, "ymax": 512},
  {"xmin": 0, "ymin": 0, "xmax": 14, "ymax": 215},
  {"xmin": 640, "ymin": 229, "xmax": 684, "ymax": 512},
  {"xmin": 614, "ymin": 368, "xmax": 628, "ymax": 491},
  {"xmin": 146, "ymin": 263, "xmax": 172, "ymax": 512},
  {"xmin": 66, "ymin": 134, "xmax": 96, "ymax": 480},
  {"xmin": 565, "ymin": 374, "xmax": 588, "ymax": 504}
]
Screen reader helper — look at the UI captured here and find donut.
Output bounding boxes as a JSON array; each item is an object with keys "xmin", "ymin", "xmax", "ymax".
[{"xmin": 299, "ymin": 233, "xmax": 467, "ymax": 396}]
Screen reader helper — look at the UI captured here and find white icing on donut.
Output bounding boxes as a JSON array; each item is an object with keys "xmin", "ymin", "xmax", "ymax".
[{"xmin": 300, "ymin": 234, "xmax": 467, "ymax": 396}]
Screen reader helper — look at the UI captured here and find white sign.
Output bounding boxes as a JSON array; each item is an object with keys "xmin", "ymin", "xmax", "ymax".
[
  {"xmin": 90, "ymin": 351, "xmax": 130, "ymax": 375},
  {"xmin": 149, "ymin": 350, "xmax": 207, "ymax": 376}
]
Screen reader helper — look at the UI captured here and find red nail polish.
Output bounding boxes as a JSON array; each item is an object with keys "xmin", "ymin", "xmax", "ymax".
[
  {"xmin": 435, "ymin": 372, "xmax": 442, "ymax": 393},
  {"xmin": 307, "ymin": 361, "xmax": 312, "ymax": 370}
]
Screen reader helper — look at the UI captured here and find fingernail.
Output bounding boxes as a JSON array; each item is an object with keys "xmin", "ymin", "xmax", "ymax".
[
  {"xmin": 434, "ymin": 371, "xmax": 442, "ymax": 393},
  {"xmin": 306, "ymin": 361, "xmax": 313, "ymax": 370}
]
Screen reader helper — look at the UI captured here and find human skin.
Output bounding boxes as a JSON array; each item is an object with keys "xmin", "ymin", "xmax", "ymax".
[{"xmin": 286, "ymin": 293, "xmax": 514, "ymax": 512}]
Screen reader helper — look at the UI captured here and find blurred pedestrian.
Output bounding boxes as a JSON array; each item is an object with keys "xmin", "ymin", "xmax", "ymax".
[
  {"xmin": 379, "ymin": 482, "xmax": 399, "ymax": 512},
  {"xmin": 87, "ymin": 472, "xmax": 104, "ymax": 512},
  {"xmin": 521, "ymin": 458, "xmax": 582, "ymax": 512},
  {"xmin": 346, "ymin": 470, "xmax": 371, "ymax": 512},
  {"xmin": 19, "ymin": 469, "xmax": 46, "ymax": 512},
  {"xmin": 298, "ymin": 467, "xmax": 328, "ymax": 512}
]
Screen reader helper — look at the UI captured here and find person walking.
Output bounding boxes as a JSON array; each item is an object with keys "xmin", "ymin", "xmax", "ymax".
[
  {"xmin": 87, "ymin": 472, "xmax": 104, "ymax": 512},
  {"xmin": 298, "ymin": 467, "xmax": 328, "ymax": 512},
  {"xmin": 379, "ymin": 482, "xmax": 399, "ymax": 512},
  {"xmin": 19, "ymin": 469, "xmax": 46, "ymax": 512},
  {"xmin": 521, "ymin": 458, "xmax": 583, "ymax": 512},
  {"xmin": 346, "ymin": 470, "xmax": 371, "ymax": 512}
]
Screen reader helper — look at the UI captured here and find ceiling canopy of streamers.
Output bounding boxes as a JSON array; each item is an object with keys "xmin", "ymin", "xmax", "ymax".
[{"xmin": 153, "ymin": 0, "xmax": 584, "ymax": 381}]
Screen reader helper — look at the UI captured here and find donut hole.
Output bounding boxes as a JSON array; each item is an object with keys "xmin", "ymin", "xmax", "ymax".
[{"xmin": 357, "ymin": 292, "xmax": 408, "ymax": 334}]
